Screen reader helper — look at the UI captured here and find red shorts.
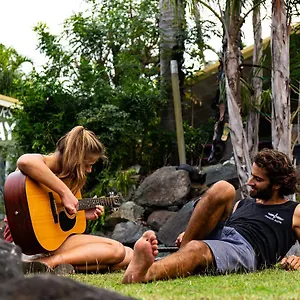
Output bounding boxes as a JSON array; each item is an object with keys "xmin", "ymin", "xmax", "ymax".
[{"xmin": 3, "ymin": 216, "xmax": 13, "ymax": 243}]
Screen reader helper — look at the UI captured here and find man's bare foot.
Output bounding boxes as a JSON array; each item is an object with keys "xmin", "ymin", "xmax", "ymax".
[{"xmin": 122, "ymin": 230, "xmax": 158, "ymax": 284}]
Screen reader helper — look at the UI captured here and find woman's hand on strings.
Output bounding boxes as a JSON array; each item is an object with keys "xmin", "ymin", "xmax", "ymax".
[{"xmin": 85, "ymin": 205, "xmax": 105, "ymax": 220}]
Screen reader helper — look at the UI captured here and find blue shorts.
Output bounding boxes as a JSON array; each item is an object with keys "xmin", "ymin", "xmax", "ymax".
[{"xmin": 203, "ymin": 226, "xmax": 257, "ymax": 274}]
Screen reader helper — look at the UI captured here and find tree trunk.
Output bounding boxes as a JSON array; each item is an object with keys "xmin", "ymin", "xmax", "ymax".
[
  {"xmin": 159, "ymin": 0, "xmax": 184, "ymax": 133},
  {"xmin": 225, "ymin": 46, "xmax": 252, "ymax": 197},
  {"xmin": 246, "ymin": 0, "xmax": 263, "ymax": 161},
  {"xmin": 223, "ymin": 1, "xmax": 252, "ymax": 197},
  {"xmin": 271, "ymin": 0, "xmax": 291, "ymax": 158}
]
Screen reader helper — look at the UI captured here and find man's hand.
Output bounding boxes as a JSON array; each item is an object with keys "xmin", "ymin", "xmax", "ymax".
[
  {"xmin": 175, "ymin": 232, "xmax": 185, "ymax": 247},
  {"xmin": 280, "ymin": 255, "xmax": 300, "ymax": 271},
  {"xmin": 85, "ymin": 205, "xmax": 104, "ymax": 220}
]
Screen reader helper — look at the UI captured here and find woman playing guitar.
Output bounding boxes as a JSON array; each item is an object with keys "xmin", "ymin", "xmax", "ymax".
[{"xmin": 3, "ymin": 126, "xmax": 133, "ymax": 274}]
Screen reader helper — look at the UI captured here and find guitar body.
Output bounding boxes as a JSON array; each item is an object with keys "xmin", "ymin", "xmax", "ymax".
[{"xmin": 4, "ymin": 171, "xmax": 86, "ymax": 255}]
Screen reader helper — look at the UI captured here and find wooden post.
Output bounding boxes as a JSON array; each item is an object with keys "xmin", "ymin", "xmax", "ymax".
[{"xmin": 171, "ymin": 60, "xmax": 186, "ymax": 164}]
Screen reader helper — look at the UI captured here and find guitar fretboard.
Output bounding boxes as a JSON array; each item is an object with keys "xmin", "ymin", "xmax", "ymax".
[{"xmin": 78, "ymin": 197, "xmax": 119, "ymax": 211}]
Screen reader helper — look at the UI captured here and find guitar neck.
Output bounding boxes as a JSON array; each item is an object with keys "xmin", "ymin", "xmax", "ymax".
[{"xmin": 78, "ymin": 197, "xmax": 118, "ymax": 211}]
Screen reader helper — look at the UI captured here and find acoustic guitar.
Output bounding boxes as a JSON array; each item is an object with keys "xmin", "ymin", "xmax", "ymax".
[{"xmin": 4, "ymin": 171, "xmax": 120, "ymax": 255}]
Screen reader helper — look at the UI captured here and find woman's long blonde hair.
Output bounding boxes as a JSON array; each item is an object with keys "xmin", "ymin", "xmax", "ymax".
[{"xmin": 56, "ymin": 126, "xmax": 106, "ymax": 194}]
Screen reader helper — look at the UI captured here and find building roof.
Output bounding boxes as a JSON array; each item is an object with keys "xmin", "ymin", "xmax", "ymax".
[
  {"xmin": 0, "ymin": 94, "xmax": 19, "ymax": 108},
  {"xmin": 194, "ymin": 22, "xmax": 299, "ymax": 82},
  {"xmin": 194, "ymin": 36, "xmax": 271, "ymax": 81},
  {"xmin": 185, "ymin": 36, "xmax": 272, "ymax": 126}
]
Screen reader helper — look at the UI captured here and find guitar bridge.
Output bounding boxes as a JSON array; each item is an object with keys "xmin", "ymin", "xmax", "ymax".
[{"xmin": 49, "ymin": 192, "xmax": 59, "ymax": 223}]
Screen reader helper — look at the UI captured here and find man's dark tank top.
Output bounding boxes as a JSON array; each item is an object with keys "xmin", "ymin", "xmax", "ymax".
[{"xmin": 225, "ymin": 198, "xmax": 299, "ymax": 269}]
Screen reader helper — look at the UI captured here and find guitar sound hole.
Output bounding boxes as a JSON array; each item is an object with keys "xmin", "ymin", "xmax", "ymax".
[{"xmin": 59, "ymin": 211, "xmax": 76, "ymax": 232}]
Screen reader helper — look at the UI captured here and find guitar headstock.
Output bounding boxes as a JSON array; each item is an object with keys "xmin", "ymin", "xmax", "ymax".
[{"xmin": 106, "ymin": 192, "xmax": 122, "ymax": 211}]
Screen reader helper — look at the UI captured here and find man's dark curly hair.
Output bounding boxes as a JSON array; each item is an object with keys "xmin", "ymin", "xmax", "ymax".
[{"xmin": 254, "ymin": 148, "xmax": 299, "ymax": 197}]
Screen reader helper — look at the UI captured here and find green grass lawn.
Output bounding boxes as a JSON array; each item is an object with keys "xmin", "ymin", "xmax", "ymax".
[{"xmin": 68, "ymin": 268, "xmax": 300, "ymax": 300}]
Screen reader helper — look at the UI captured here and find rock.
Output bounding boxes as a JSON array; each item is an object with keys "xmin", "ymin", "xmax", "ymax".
[
  {"xmin": 0, "ymin": 238, "xmax": 135, "ymax": 300},
  {"xmin": 133, "ymin": 166, "xmax": 191, "ymax": 208},
  {"xmin": 176, "ymin": 164, "xmax": 207, "ymax": 184},
  {"xmin": 167, "ymin": 206, "xmax": 179, "ymax": 212},
  {"xmin": 0, "ymin": 219, "xmax": 5, "ymax": 239},
  {"xmin": 111, "ymin": 221, "xmax": 150, "ymax": 247},
  {"xmin": 147, "ymin": 210, "xmax": 177, "ymax": 231},
  {"xmin": 0, "ymin": 239, "xmax": 23, "ymax": 282},
  {"xmin": 0, "ymin": 274, "xmax": 136, "ymax": 300},
  {"xmin": 203, "ymin": 163, "xmax": 239, "ymax": 188},
  {"xmin": 102, "ymin": 210, "xmax": 127, "ymax": 234},
  {"xmin": 157, "ymin": 200, "xmax": 195, "ymax": 246},
  {"xmin": 120, "ymin": 201, "xmax": 145, "ymax": 221}
]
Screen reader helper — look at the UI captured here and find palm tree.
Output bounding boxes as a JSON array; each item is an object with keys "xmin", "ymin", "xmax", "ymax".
[
  {"xmin": 159, "ymin": 0, "xmax": 185, "ymax": 164},
  {"xmin": 159, "ymin": 0, "xmax": 185, "ymax": 131},
  {"xmin": 0, "ymin": 44, "xmax": 30, "ymax": 95}
]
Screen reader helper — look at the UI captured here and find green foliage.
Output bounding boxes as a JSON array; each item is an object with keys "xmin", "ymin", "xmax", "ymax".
[
  {"xmin": 86, "ymin": 167, "xmax": 138, "ymax": 198},
  {"xmin": 11, "ymin": 0, "xmax": 225, "ymax": 177},
  {"xmin": 86, "ymin": 210, "xmax": 107, "ymax": 234},
  {"xmin": 78, "ymin": 104, "xmax": 142, "ymax": 170},
  {"xmin": 9, "ymin": 0, "xmax": 300, "ymax": 177},
  {"xmin": 109, "ymin": 168, "xmax": 138, "ymax": 197},
  {"xmin": 183, "ymin": 120, "xmax": 214, "ymax": 165},
  {"xmin": 84, "ymin": 167, "xmax": 139, "ymax": 233},
  {"xmin": 0, "ymin": 44, "xmax": 31, "ymax": 96},
  {"xmin": 12, "ymin": 0, "xmax": 172, "ymax": 172},
  {"xmin": 87, "ymin": 168, "xmax": 113, "ymax": 198},
  {"xmin": 13, "ymin": 71, "xmax": 78, "ymax": 153}
]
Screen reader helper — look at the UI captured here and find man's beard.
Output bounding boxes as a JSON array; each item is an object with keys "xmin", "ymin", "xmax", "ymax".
[{"xmin": 250, "ymin": 183, "xmax": 274, "ymax": 201}]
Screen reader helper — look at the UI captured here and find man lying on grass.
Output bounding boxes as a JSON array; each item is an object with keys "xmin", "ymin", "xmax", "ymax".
[{"xmin": 122, "ymin": 149, "xmax": 300, "ymax": 283}]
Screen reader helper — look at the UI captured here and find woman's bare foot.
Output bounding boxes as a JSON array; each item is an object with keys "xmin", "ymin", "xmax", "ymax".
[{"xmin": 122, "ymin": 230, "xmax": 158, "ymax": 284}]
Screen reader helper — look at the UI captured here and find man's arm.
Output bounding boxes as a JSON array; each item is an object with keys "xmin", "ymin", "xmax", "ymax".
[
  {"xmin": 231, "ymin": 200, "xmax": 240, "ymax": 214},
  {"xmin": 280, "ymin": 255, "xmax": 300, "ymax": 270},
  {"xmin": 280, "ymin": 204, "xmax": 300, "ymax": 271}
]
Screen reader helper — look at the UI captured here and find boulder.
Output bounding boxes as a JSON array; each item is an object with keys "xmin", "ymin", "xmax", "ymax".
[
  {"xmin": 133, "ymin": 166, "xmax": 190, "ymax": 208},
  {"xmin": 0, "ymin": 239, "xmax": 23, "ymax": 282},
  {"xmin": 146, "ymin": 210, "xmax": 177, "ymax": 231},
  {"xmin": 157, "ymin": 200, "xmax": 195, "ymax": 246},
  {"xmin": 0, "ymin": 219, "xmax": 5, "ymax": 239},
  {"xmin": 203, "ymin": 162, "xmax": 238, "ymax": 188},
  {"xmin": 0, "ymin": 238, "xmax": 135, "ymax": 300},
  {"xmin": 111, "ymin": 221, "xmax": 150, "ymax": 247},
  {"xmin": 0, "ymin": 274, "xmax": 136, "ymax": 300},
  {"xmin": 120, "ymin": 201, "xmax": 145, "ymax": 221}
]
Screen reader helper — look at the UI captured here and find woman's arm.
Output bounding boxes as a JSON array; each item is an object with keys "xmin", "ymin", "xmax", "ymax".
[{"xmin": 17, "ymin": 153, "xmax": 78, "ymax": 214}]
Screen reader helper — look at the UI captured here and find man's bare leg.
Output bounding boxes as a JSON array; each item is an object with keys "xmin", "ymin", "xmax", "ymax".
[
  {"xmin": 122, "ymin": 180, "xmax": 234, "ymax": 284},
  {"xmin": 122, "ymin": 231, "xmax": 214, "ymax": 284},
  {"xmin": 122, "ymin": 230, "xmax": 158, "ymax": 283},
  {"xmin": 181, "ymin": 180, "xmax": 235, "ymax": 247}
]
